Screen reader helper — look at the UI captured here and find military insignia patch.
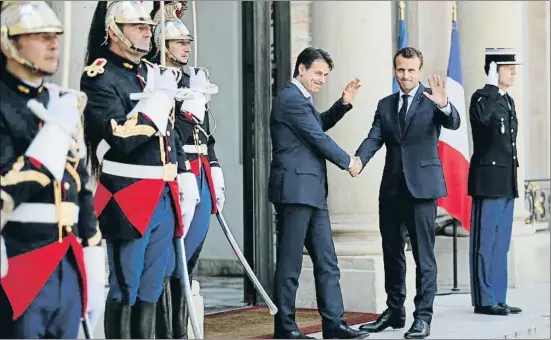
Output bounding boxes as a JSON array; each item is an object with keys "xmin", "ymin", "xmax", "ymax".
[{"xmin": 84, "ymin": 58, "xmax": 107, "ymax": 77}]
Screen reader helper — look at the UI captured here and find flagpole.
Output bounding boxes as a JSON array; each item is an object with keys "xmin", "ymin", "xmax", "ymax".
[
  {"xmin": 450, "ymin": 0, "xmax": 460, "ymax": 294},
  {"xmin": 435, "ymin": 0, "xmax": 471, "ymax": 297}
]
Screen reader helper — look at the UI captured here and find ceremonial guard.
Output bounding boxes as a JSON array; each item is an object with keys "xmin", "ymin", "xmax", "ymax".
[
  {"xmin": 80, "ymin": 1, "xmax": 199, "ymax": 338},
  {"xmin": 149, "ymin": 2, "xmax": 223, "ymax": 338},
  {"xmin": 468, "ymin": 48, "xmax": 522, "ymax": 316},
  {"xmin": 0, "ymin": 1, "xmax": 104, "ymax": 338}
]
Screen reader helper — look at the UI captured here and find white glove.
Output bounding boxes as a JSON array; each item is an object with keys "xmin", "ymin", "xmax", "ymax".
[
  {"xmin": 211, "ymin": 167, "xmax": 225, "ymax": 212},
  {"xmin": 180, "ymin": 92, "xmax": 207, "ymax": 123},
  {"xmin": 178, "ymin": 172, "xmax": 200, "ymax": 237},
  {"xmin": 129, "ymin": 64, "xmax": 179, "ymax": 136},
  {"xmin": 189, "ymin": 68, "xmax": 219, "ymax": 95},
  {"xmin": 25, "ymin": 87, "xmax": 80, "ymax": 181},
  {"xmin": 83, "ymin": 245, "xmax": 106, "ymax": 332},
  {"xmin": 486, "ymin": 61, "xmax": 499, "ymax": 87},
  {"xmin": 1, "ymin": 235, "xmax": 7, "ymax": 279}
]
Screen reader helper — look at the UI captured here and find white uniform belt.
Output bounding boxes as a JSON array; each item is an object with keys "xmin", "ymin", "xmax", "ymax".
[
  {"xmin": 102, "ymin": 160, "xmax": 177, "ymax": 181},
  {"xmin": 7, "ymin": 203, "xmax": 79, "ymax": 225},
  {"xmin": 183, "ymin": 144, "xmax": 208, "ymax": 155}
]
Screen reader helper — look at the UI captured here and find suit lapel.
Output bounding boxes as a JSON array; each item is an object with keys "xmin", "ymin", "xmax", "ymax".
[
  {"xmin": 403, "ymin": 83, "xmax": 426, "ymax": 136},
  {"xmin": 289, "ymin": 82, "xmax": 322, "ymax": 123}
]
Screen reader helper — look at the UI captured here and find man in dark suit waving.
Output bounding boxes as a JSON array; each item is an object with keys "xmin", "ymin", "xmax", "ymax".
[
  {"xmin": 269, "ymin": 47, "xmax": 368, "ymax": 339},
  {"xmin": 352, "ymin": 47, "xmax": 460, "ymax": 339}
]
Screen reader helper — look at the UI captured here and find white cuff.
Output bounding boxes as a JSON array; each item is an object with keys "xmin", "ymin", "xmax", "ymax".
[
  {"xmin": 438, "ymin": 101, "xmax": 452, "ymax": 115},
  {"xmin": 211, "ymin": 167, "xmax": 225, "ymax": 191},
  {"xmin": 25, "ymin": 123, "xmax": 71, "ymax": 181},
  {"xmin": 178, "ymin": 172, "xmax": 200, "ymax": 202},
  {"xmin": 130, "ymin": 90, "xmax": 174, "ymax": 136},
  {"xmin": 83, "ymin": 246, "xmax": 106, "ymax": 286},
  {"xmin": 1, "ymin": 235, "xmax": 7, "ymax": 279},
  {"xmin": 348, "ymin": 157, "xmax": 354, "ymax": 169}
]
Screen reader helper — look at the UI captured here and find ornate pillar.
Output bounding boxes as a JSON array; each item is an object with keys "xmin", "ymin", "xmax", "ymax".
[
  {"xmin": 525, "ymin": 1, "xmax": 551, "ymax": 180},
  {"xmin": 294, "ymin": 1, "xmax": 418, "ymax": 313}
]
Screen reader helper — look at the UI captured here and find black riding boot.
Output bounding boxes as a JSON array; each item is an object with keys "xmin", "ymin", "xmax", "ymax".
[
  {"xmin": 170, "ymin": 277, "xmax": 189, "ymax": 339},
  {"xmin": 155, "ymin": 277, "xmax": 173, "ymax": 338},
  {"xmin": 104, "ymin": 299, "xmax": 132, "ymax": 339},
  {"xmin": 131, "ymin": 300, "xmax": 157, "ymax": 339}
]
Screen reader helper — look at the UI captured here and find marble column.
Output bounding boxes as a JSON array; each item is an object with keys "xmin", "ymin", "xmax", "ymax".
[
  {"xmin": 50, "ymin": 1, "xmax": 98, "ymax": 90},
  {"xmin": 525, "ymin": 1, "xmax": 551, "ymax": 180},
  {"xmin": 294, "ymin": 1, "xmax": 418, "ymax": 313}
]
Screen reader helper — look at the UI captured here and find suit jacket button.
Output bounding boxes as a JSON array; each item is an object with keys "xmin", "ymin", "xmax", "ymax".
[{"xmin": 492, "ymin": 161, "xmax": 496, "ymax": 165}]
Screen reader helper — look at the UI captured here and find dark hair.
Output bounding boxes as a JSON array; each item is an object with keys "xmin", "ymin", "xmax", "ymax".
[
  {"xmin": 484, "ymin": 64, "xmax": 502, "ymax": 75},
  {"xmin": 293, "ymin": 47, "xmax": 334, "ymax": 78},
  {"xmin": 84, "ymin": 1, "xmax": 109, "ymax": 66},
  {"xmin": 393, "ymin": 46, "xmax": 424, "ymax": 69}
]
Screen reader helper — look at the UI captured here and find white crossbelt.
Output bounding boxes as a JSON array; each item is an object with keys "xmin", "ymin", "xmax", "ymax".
[
  {"xmin": 96, "ymin": 139, "xmax": 111, "ymax": 164},
  {"xmin": 7, "ymin": 203, "xmax": 79, "ymax": 225},
  {"xmin": 183, "ymin": 144, "xmax": 208, "ymax": 155},
  {"xmin": 101, "ymin": 160, "xmax": 177, "ymax": 180}
]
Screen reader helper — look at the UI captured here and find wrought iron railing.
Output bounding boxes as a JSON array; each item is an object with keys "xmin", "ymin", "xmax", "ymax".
[{"xmin": 525, "ymin": 179, "xmax": 551, "ymax": 231}]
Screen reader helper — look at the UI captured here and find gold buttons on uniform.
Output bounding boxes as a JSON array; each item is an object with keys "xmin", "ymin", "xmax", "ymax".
[
  {"xmin": 167, "ymin": 131, "xmax": 171, "ymax": 136},
  {"xmin": 168, "ymin": 146, "xmax": 172, "ymax": 151},
  {"xmin": 64, "ymin": 182, "xmax": 70, "ymax": 190}
]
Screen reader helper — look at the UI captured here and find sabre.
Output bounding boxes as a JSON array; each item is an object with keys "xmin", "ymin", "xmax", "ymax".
[
  {"xmin": 61, "ymin": 1, "xmax": 71, "ymax": 88},
  {"xmin": 81, "ymin": 315, "xmax": 93, "ymax": 339},
  {"xmin": 216, "ymin": 210, "xmax": 278, "ymax": 315},
  {"xmin": 191, "ymin": 0, "xmax": 197, "ymax": 68},
  {"xmin": 157, "ymin": 2, "xmax": 202, "ymax": 338}
]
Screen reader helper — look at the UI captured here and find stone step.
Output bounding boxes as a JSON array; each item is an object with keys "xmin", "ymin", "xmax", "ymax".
[{"xmin": 306, "ymin": 283, "xmax": 550, "ymax": 339}]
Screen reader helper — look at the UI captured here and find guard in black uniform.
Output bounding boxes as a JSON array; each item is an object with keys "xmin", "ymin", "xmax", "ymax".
[
  {"xmin": 0, "ymin": 1, "xmax": 104, "ymax": 338},
  {"xmin": 150, "ymin": 2, "xmax": 223, "ymax": 338},
  {"xmin": 468, "ymin": 48, "xmax": 523, "ymax": 316},
  {"xmin": 80, "ymin": 1, "xmax": 199, "ymax": 338}
]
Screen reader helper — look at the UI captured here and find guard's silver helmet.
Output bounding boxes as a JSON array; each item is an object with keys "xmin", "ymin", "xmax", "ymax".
[
  {"xmin": 153, "ymin": 1, "xmax": 193, "ymax": 65},
  {"xmin": 1, "ymin": 1, "xmax": 63, "ymax": 72},
  {"xmin": 105, "ymin": 1, "xmax": 156, "ymax": 53}
]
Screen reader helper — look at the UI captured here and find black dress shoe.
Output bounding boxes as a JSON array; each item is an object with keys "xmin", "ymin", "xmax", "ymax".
[
  {"xmin": 498, "ymin": 303, "xmax": 522, "ymax": 314},
  {"xmin": 474, "ymin": 304, "xmax": 509, "ymax": 316},
  {"xmin": 403, "ymin": 319, "xmax": 430, "ymax": 339},
  {"xmin": 359, "ymin": 309, "xmax": 406, "ymax": 332},
  {"xmin": 322, "ymin": 323, "xmax": 370, "ymax": 339},
  {"xmin": 273, "ymin": 330, "xmax": 315, "ymax": 339}
]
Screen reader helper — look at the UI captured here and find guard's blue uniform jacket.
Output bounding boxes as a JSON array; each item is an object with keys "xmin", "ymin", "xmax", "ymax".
[
  {"xmin": 80, "ymin": 49, "xmax": 192, "ymax": 241},
  {"xmin": 0, "ymin": 68, "xmax": 99, "ymax": 321}
]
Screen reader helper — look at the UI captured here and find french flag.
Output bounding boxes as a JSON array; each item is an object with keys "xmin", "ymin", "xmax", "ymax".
[{"xmin": 437, "ymin": 19, "xmax": 472, "ymax": 231}]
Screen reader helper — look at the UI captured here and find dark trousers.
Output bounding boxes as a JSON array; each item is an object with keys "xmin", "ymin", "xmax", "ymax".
[
  {"xmin": 469, "ymin": 197, "xmax": 514, "ymax": 307},
  {"xmin": 1, "ymin": 255, "xmax": 82, "ymax": 339},
  {"xmin": 106, "ymin": 186, "xmax": 175, "ymax": 305},
  {"xmin": 273, "ymin": 203, "xmax": 344, "ymax": 335},
  {"xmin": 379, "ymin": 175, "xmax": 437, "ymax": 324}
]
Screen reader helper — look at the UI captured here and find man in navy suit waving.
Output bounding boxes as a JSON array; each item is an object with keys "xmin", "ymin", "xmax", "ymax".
[
  {"xmin": 269, "ymin": 47, "xmax": 367, "ymax": 339},
  {"xmin": 353, "ymin": 47, "xmax": 460, "ymax": 339}
]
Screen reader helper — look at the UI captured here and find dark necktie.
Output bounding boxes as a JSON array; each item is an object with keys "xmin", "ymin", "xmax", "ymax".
[
  {"xmin": 504, "ymin": 93, "xmax": 512, "ymax": 112},
  {"xmin": 399, "ymin": 94, "xmax": 409, "ymax": 133}
]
